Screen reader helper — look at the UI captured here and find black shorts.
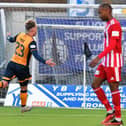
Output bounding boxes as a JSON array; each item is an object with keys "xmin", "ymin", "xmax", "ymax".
[{"xmin": 3, "ymin": 61, "xmax": 32, "ymax": 85}]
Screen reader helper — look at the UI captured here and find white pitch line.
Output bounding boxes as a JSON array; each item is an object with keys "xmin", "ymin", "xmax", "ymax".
[{"xmin": 0, "ymin": 113, "xmax": 126, "ymax": 118}]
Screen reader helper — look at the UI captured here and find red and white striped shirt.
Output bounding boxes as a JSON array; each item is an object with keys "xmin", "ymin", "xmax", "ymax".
[{"xmin": 98, "ymin": 18, "xmax": 122, "ymax": 67}]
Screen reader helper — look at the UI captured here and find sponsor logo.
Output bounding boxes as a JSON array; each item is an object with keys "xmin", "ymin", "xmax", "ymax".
[
  {"xmin": 110, "ymin": 77, "xmax": 114, "ymax": 80},
  {"xmin": 30, "ymin": 44, "xmax": 36, "ymax": 48},
  {"xmin": 95, "ymin": 70, "xmax": 99, "ymax": 75},
  {"xmin": 32, "ymin": 101, "xmax": 52, "ymax": 107},
  {"xmin": 112, "ymin": 31, "xmax": 119, "ymax": 37}
]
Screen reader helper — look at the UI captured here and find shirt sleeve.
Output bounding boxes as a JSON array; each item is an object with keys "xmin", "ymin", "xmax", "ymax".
[
  {"xmin": 98, "ymin": 23, "xmax": 121, "ymax": 59},
  {"xmin": 29, "ymin": 41, "xmax": 46, "ymax": 64}
]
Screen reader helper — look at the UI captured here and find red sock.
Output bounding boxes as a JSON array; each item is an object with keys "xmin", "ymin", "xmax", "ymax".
[
  {"xmin": 93, "ymin": 87, "xmax": 112, "ymax": 111},
  {"xmin": 112, "ymin": 90, "xmax": 121, "ymax": 118}
]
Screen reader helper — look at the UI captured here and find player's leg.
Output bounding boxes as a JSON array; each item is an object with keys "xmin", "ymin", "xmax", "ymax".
[
  {"xmin": 103, "ymin": 82, "xmax": 123, "ymax": 126},
  {"xmin": 104, "ymin": 67, "xmax": 123, "ymax": 125},
  {"xmin": 92, "ymin": 77, "xmax": 112, "ymax": 111},
  {"xmin": 92, "ymin": 64, "xmax": 112, "ymax": 111},
  {"xmin": 92, "ymin": 64, "xmax": 113, "ymax": 124},
  {"xmin": 92, "ymin": 77, "xmax": 114, "ymax": 124},
  {"xmin": 16, "ymin": 65, "xmax": 32, "ymax": 113},
  {"xmin": 0, "ymin": 61, "xmax": 16, "ymax": 88},
  {"xmin": 19, "ymin": 80, "xmax": 32, "ymax": 113},
  {"xmin": 20, "ymin": 81, "xmax": 28, "ymax": 108}
]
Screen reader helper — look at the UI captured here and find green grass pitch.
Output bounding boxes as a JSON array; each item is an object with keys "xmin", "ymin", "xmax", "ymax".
[{"xmin": 0, "ymin": 107, "xmax": 125, "ymax": 126}]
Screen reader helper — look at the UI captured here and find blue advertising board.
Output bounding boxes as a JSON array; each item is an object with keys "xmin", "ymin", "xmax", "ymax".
[
  {"xmin": 5, "ymin": 84, "xmax": 126, "ymax": 108},
  {"xmin": 40, "ymin": 84, "xmax": 126, "ymax": 108}
]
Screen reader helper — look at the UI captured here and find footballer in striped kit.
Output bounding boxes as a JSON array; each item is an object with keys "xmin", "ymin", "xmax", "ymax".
[{"xmin": 90, "ymin": 3, "xmax": 123, "ymax": 126}]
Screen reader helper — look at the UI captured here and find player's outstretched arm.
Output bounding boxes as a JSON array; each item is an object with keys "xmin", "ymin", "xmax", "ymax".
[
  {"xmin": 32, "ymin": 50, "xmax": 56, "ymax": 67},
  {"xmin": 30, "ymin": 41, "xmax": 56, "ymax": 67}
]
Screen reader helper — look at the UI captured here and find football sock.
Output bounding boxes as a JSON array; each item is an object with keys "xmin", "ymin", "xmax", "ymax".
[
  {"xmin": 112, "ymin": 90, "xmax": 121, "ymax": 118},
  {"xmin": 93, "ymin": 87, "xmax": 112, "ymax": 111},
  {"xmin": 20, "ymin": 90, "xmax": 27, "ymax": 107}
]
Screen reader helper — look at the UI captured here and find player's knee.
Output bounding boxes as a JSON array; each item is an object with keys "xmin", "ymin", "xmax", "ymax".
[
  {"xmin": 91, "ymin": 82, "xmax": 99, "ymax": 89},
  {"xmin": 20, "ymin": 80, "xmax": 28, "ymax": 92},
  {"xmin": 92, "ymin": 84, "xmax": 96, "ymax": 89},
  {"xmin": 20, "ymin": 86, "xmax": 27, "ymax": 91},
  {"xmin": 20, "ymin": 89, "xmax": 27, "ymax": 93},
  {"xmin": 19, "ymin": 80, "xmax": 28, "ymax": 87},
  {"xmin": 109, "ymin": 82, "xmax": 119, "ymax": 92}
]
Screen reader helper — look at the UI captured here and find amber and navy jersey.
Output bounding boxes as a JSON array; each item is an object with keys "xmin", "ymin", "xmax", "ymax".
[
  {"xmin": 8, "ymin": 32, "xmax": 45, "ymax": 66},
  {"xmin": 98, "ymin": 18, "xmax": 122, "ymax": 67}
]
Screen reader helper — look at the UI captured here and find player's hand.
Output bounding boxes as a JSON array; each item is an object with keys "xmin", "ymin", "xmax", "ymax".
[
  {"xmin": 89, "ymin": 56, "xmax": 100, "ymax": 68},
  {"xmin": 6, "ymin": 32, "xmax": 11, "ymax": 40},
  {"xmin": 46, "ymin": 59, "xmax": 56, "ymax": 67},
  {"xmin": 2, "ymin": 81, "xmax": 8, "ymax": 88}
]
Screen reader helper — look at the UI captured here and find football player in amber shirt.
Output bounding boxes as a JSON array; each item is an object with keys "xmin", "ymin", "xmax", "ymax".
[
  {"xmin": 89, "ymin": 3, "xmax": 123, "ymax": 125},
  {"xmin": 0, "ymin": 20, "xmax": 56, "ymax": 112}
]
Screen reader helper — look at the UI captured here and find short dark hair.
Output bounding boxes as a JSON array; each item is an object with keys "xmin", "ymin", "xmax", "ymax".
[
  {"xmin": 25, "ymin": 20, "xmax": 36, "ymax": 31},
  {"xmin": 99, "ymin": 3, "xmax": 112, "ymax": 12}
]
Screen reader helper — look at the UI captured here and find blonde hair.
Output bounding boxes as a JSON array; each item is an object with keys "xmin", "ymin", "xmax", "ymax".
[{"xmin": 25, "ymin": 20, "xmax": 36, "ymax": 31}]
